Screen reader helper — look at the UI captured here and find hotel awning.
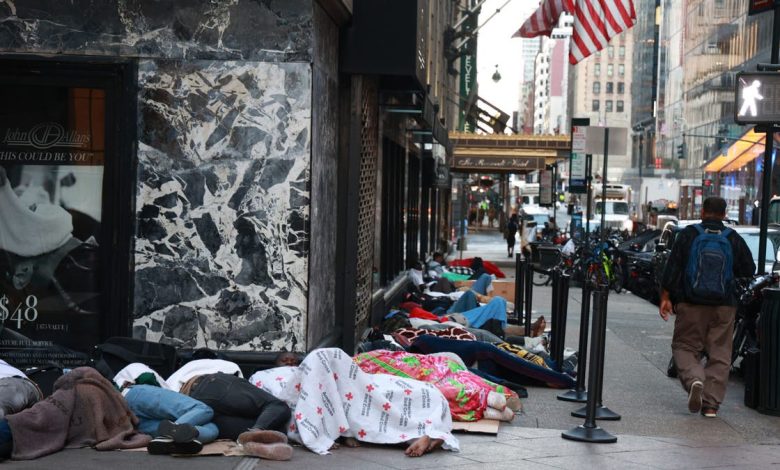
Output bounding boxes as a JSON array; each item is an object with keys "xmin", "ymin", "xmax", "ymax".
[
  {"xmin": 702, "ymin": 128, "xmax": 767, "ymax": 173},
  {"xmin": 449, "ymin": 132, "xmax": 571, "ymax": 174}
]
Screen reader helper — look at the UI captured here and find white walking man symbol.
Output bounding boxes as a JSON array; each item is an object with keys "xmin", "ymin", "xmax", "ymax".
[{"xmin": 739, "ymin": 80, "xmax": 764, "ymax": 117}]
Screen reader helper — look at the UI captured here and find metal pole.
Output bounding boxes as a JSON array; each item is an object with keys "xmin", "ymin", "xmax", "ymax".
[
  {"xmin": 585, "ymin": 154, "xmax": 593, "ymax": 235},
  {"xmin": 558, "ymin": 281, "xmax": 591, "ymax": 402},
  {"xmin": 638, "ymin": 133, "xmax": 643, "ymax": 220},
  {"xmin": 600, "ymin": 128, "xmax": 610, "ymax": 243},
  {"xmin": 524, "ymin": 261, "xmax": 533, "ymax": 336},
  {"xmin": 758, "ymin": 4, "xmax": 780, "ymax": 274},
  {"xmin": 561, "ymin": 287, "xmax": 617, "ymax": 443},
  {"xmin": 515, "ymin": 253, "xmax": 524, "ymax": 326}
]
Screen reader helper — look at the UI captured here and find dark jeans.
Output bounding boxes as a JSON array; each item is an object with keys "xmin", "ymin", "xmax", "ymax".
[
  {"xmin": 0, "ymin": 419, "xmax": 11, "ymax": 459},
  {"xmin": 410, "ymin": 335, "xmax": 575, "ymax": 389},
  {"xmin": 189, "ymin": 373, "xmax": 291, "ymax": 439}
]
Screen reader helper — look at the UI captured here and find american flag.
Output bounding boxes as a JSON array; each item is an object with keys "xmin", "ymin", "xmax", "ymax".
[
  {"xmin": 512, "ymin": 0, "xmax": 569, "ymax": 38},
  {"xmin": 568, "ymin": 0, "xmax": 636, "ymax": 64},
  {"xmin": 514, "ymin": 0, "xmax": 636, "ymax": 65}
]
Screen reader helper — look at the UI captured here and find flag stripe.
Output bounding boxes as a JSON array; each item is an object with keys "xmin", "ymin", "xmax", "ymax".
[{"xmin": 568, "ymin": 0, "xmax": 636, "ymax": 64}]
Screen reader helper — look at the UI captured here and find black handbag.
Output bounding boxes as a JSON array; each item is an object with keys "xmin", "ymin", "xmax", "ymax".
[{"xmin": 92, "ymin": 337, "xmax": 178, "ymax": 380}]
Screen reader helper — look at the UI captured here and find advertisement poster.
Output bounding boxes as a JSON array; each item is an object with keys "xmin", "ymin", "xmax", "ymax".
[{"xmin": 0, "ymin": 86, "xmax": 105, "ymax": 367}]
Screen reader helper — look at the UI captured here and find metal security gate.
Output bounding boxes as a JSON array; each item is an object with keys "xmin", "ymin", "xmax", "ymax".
[{"xmin": 353, "ymin": 78, "xmax": 378, "ymax": 334}]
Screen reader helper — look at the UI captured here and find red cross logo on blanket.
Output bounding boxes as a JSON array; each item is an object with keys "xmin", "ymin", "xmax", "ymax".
[
  {"xmin": 345, "ymin": 392, "xmax": 353, "ymax": 400},
  {"xmin": 317, "ymin": 407, "xmax": 323, "ymax": 415},
  {"xmin": 404, "ymin": 389, "xmax": 412, "ymax": 395},
  {"xmin": 333, "ymin": 373, "xmax": 339, "ymax": 380},
  {"xmin": 255, "ymin": 381, "xmax": 263, "ymax": 388},
  {"xmin": 358, "ymin": 429, "xmax": 366, "ymax": 439},
  {"xmin": 366, "ymin": 384, "xmax": 375, "ymax": 392},
  {"xmin": 339, "ymin": 426, "xmax": 347, "ymax": 434},
  {"xmin": 383, "ymin": 403, "xmax": 391, "ymax": 411},
  {"xmin": 400, "ymin": 434, "xmax": 407, "ymax": 440},
  {"xmin": 295, "ymin": 383, "xmax": 302, "ymax": 392},
  {"xmin": 295, "ymin": 412, "xmax": 303, "ymax": 421},
  {"xmin": 276, "ymin": 376, "xmax": 283, "ymax": 381},
  {"xmin": 289, "ymin": 423, "xmax": 296, "ymax": 432}
]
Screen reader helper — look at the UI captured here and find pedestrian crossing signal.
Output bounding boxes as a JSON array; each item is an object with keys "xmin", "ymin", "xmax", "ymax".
[{"xmin": 676, "ymin": 144, "xmax": 684, "ymax": 159}]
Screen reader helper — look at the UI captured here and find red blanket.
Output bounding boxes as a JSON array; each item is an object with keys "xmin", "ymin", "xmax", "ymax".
[{"xmin": 449, "ymin": 258, "xmax": 506, "ymax": 278}]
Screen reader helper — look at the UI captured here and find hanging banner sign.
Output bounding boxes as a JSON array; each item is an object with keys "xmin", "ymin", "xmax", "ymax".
[
  {"xmin": 569, "ymin": 118, "xmax": 589, "ymax": 194},
  {"xmin": 539, "ymin": 169, "xmax": 553, "ymax": 207}
]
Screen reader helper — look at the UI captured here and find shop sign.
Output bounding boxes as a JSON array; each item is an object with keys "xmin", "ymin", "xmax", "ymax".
[
  {"xmin": 735, "ymin": 72, "xmax": 780, "ymax": 124},
  {"xmin": 452, "ymin": 156, "xmax": 543, "ymax": 171},
  {"xmin": 0, "ymin": 89, "xmax": 106, "ymax": 367}
]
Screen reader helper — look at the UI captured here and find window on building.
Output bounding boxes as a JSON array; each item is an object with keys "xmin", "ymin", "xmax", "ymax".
[
  {"xmin": 593, "ymin": 81, "xmax": 601, "ymax": 94},
  {"xmin": 617, "ymin": 100, "xmax": 624, "ymax": 112},
  {"xmin": 592, "ymin": 100, "xmax": 600, "ymax": 112},
  {"xmin": 606, "ymin": 82, "xmax": 614, "ymax": 94},
  {"xmin": 608, "ymin": 45, "xmax": 614, "ymax": 58},
  {"xmin": 617, "ymin": 82, "xmax": 625, "ymax": 94},
  {"xmin": 594, "ymin": 63, "xmax": 601, "ymax": 76},
  {"xmin": 618, "ymin": 64, "xmax": 625, "ymax": 77},
  {"xmin": 619, "ymin": 46, "xmax": 625, "ymax": 58},
  {"xmin": 607, "ymin": 64, "xmax": 614, "ymax": 76},
  {"xmin": 606, "ymin": 100, "xmax": 613, "ymax": 112}
]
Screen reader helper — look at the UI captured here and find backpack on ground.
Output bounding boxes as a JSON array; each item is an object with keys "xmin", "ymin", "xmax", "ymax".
[
  {"xmin": 92, "ymin": 337, "xmax": 178, "ymax": 380},
  {"xmin": 684, "ymin": 224, "xmax": 734, "ymax": 305}
]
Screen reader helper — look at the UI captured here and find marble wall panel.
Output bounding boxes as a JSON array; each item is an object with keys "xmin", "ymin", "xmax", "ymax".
[
  {"xmin": 133, "ymin": 60, "xmax": 312, "ymax": 352},
  {"xmin": 0, "ymin": 0, "xmax": 312, "ymax": 61}
]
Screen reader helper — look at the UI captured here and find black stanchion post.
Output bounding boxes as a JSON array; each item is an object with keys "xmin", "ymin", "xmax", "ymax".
[
  {"xmin": 562, "ymin": 286, "xmax": 617, "ymax": 443},
  {"xmin": 558, "ymin": 281, "xmax": 591, "ymax": 402},
  {"xmin": 515, "ymin": 254, "xmax": 525, "ymax": 326},
  {"xmin": 572, "ymin": 285, "xmax": 621, "ymax": 421},
  {"xmin": 549, "ymin": 269, "xmax": 561, "ymax": 369},
  {"xmin": 524, "ymin": 260, "xmax": 534, "ymax": 336},
  {"xmin": 557, "ymin": 272, "xmax": 570, "ymax": 369}
]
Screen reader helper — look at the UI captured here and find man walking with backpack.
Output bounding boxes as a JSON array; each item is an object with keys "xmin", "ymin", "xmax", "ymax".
[{"xmin": 659, "ymin": 197, "xmax": 755, "ymax": 418}]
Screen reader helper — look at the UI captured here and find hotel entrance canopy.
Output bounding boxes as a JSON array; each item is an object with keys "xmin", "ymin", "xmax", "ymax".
[{"xmin": 449, "ymin": 132, "xmax": 571, "ymax": 173}]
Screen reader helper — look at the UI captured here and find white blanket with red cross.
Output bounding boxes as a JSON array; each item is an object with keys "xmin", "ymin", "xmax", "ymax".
[{"xmin": 248, "ymin": 348, "xmax": 460, "ymax": 455}]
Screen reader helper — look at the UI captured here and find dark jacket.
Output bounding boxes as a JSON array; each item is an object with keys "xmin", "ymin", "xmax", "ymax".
[{"xmin": 660, "ymin": 220, "xmax": 755, "ymax": 306}]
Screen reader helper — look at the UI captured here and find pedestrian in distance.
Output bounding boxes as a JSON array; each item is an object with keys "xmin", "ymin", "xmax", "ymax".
[
  {"xmin": 659, "ymin": 196, "xmax": 755, "ymax": 418},
  {"xmin": 505, "ymin": 213, "xmax": 519, "ymax": 257}
]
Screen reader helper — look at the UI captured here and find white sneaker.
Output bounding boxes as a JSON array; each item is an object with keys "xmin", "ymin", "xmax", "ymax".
[{"xmin": 688, "ymin": 380, "xmax": 704, "ymax": 413}]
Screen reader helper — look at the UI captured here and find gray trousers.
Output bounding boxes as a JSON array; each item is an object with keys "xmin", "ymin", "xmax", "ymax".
[
  {"xmin": 672, "ymin": 302, "xmax": 736, "ymax": 410},
  {"xmin": 0, "ymin": 377, "xmax": 41, "ymax": 419}
]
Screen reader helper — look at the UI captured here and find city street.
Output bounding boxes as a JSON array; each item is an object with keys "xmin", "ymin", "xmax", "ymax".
[{"xmin": 6, "ymin": 231, "xmax": 779, "ymax": 470}]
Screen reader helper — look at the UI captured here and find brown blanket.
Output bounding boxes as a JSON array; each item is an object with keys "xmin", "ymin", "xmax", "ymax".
[{"xmin": 6, "ymin": 367, "xmax": 150, "ymax": 460}]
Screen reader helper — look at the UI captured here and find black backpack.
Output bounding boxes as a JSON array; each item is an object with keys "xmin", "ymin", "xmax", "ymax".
[{"xmin": 92, "ymin": 337, "xmax": 178, "ymax": 380}]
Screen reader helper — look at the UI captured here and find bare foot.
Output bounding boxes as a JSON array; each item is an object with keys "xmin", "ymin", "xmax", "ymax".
[
  {"xmin": 341, "ymin": 437, "xmax": 360, "ymax": 448},
  {"xmin": 405, "ymin": 436, "xmax": 430, "ymax": 457},
  {"xmin": 405, "ymin": 436, "xmax": 443, "ymax": 457}
]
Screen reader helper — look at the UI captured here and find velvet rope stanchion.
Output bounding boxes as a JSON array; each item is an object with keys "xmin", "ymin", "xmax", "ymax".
[
  {"xmin": 571, "ymin": 283, "xmax": 621, "ymax": 421},
  {"xmin": 524, "ymin": 260, "xmax": 534, "ymax": 336},
  {"xmin": 562, "ymin": 285, "xmax": 617, "ymax": 443},
  {"xmin": 558, "ymin": 281, "xmax": 591, "ymax": 402},
  {"xmin": 515, "ymin": 253, "xmax": 525, "ymax": 326}
]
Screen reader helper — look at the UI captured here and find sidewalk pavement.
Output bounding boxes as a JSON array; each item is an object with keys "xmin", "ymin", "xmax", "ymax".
[{"xmin": 4, "ymin": 230, "xmax": 780, "ymax": 469}]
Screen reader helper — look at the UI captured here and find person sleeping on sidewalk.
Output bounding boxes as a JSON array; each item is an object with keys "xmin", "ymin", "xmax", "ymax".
[
  {"xmin": 0, "ymin": 367, "xmax": 150, "ymax": 461},
  {"xmin": 167, "ymin": 358, "xmax": 294, "ymax": 461},
  {"xmin": 248, "ymin": 349, "xmax": 462, "ymax": 457},
  {"xmin": 112, "ymin": 363, "xmax": 219, "ymax": 456}
]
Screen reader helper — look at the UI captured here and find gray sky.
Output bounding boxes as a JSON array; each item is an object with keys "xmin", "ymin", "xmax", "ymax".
[{"xmin": 476, "ymin": 0, "xmax": 538, "ymax": 130}]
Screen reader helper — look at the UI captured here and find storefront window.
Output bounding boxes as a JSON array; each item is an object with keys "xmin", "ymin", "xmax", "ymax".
[{"xmin": 0, "ymin": 84, "xmax": 106, "ymax": 365}]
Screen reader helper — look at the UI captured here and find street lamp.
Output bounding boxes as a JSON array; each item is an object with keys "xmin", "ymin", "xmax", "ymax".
[{"xmin": 492, "ymin": 64, "xmax": 502, "ymax": 83}]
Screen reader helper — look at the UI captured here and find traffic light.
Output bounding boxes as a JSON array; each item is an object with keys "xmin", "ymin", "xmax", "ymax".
[
  {"xmin": 676, "ymin": 143, "xmax": 685, "ymax": 159},
  {"xmin": 716, "ymin": 124, "xmax": 728, "ymax": 149}
]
